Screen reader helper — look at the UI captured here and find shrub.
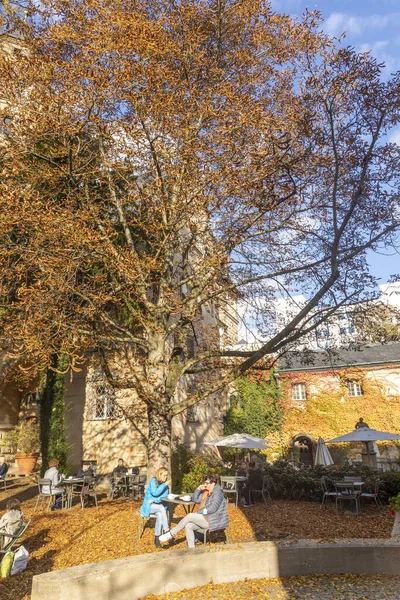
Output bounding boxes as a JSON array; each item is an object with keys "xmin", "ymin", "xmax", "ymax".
[
  {"xmin": 3, "ymin": 422, "xmax": 41, "ymax": 454},
  {"xmin": 171, "ymin": 441, "xmax": 224, "ymax": 493},
  {"xmin": 181, "ymin": 453, "xmax": 224, "ymax": 492},
  {"xmin": 262, "ymin": 461, "xmax": 394, "ymax": 502}
]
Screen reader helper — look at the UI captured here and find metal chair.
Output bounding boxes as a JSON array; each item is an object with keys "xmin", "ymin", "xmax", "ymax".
[
  {"xmin": 138, "ymin": 512, "xmax": 168, "ymax": 540},
  {"xmin": 131, "ymin": 474, "xmax": 146, "ymax": 500},
  {"xmin": 220, "ymin": 476, "xmax": 238, "ymax": 506},
  {"xmin": 250, "ymin": 475, "xmax": 272, "ymax": 504},
  {"xmin": 34, "ymin": 478, "xmax": 54, "ymax": 512},
  {"xmin": 361, "ymin": 479, "xmax": 382, "ymax": 508},
  {"xmin": 110, "ymin": 473, "xmax": 129, "ymax": 499},
  {"xmin": 202, "ymin": 498, "xmax": 230, "ymax": 545},
  {"xmin": 334, "ymin": 482, "xmax": 361, "ymax": 516},
  {"xmin": 320, "ymin": 477, "xmax": 339, "ymax": 508},
  {"xmin": 72, "ymin": 476, "xmax": 98, "ymax": 510}
]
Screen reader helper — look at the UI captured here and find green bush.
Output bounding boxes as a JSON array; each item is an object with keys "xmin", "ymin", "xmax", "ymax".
[
  {"xmin": 262, "ymin": 461, "xmax": 397, "ymax": 502},
  {"xmin": 181, "ymin": 454, "xmax": 224, "ymax": 492},
  {"xmin": 171, "ymin": 441, "xmax": 223, "ymax": 493}
]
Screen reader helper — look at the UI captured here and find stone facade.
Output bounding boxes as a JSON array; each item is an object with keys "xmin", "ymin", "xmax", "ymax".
[
  {"xmin": 277, "ymin": 343, "xmax": 400, "ymax": 467},
  {"xmin": 64, "ymin": 359, "xmax": 229, "ymax": 474}
]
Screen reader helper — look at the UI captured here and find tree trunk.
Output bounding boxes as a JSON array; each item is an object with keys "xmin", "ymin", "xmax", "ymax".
[{"xmin": 147, "ymin": 405, "xmax": 172, "ymax": 481}]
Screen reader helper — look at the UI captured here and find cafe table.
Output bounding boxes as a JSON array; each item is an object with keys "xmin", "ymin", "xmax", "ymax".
[
  {"xmin": 334, "ymin": 481, "xmax": 364, "ymax": 516},
  {"xmin": 166, "ymin": 495, "xmax": 196, "ymax": 523},
  {"xmin": 61, "ymin": 478, "xmax": 84, "ymax": 509}
]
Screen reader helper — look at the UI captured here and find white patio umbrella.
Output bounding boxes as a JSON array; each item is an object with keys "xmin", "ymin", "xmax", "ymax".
[
  {"xmin": 327, "ymin": 427, "xmax": 400, "ymax": 443},
  {"xmin": 315, "ymin": 437, "xmax": 334, "ymax": 466},
  {"xmin": 204, "ymin": 433, "xmax": 271, "ymax": 449},
  {"xmin": 327, "ymin": 426, "xmax": 400, "ymax": 466}
]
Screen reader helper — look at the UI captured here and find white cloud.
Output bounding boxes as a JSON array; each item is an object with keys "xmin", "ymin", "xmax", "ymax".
[
  {"xmin": 323, "ymin": 12, "xmax": 399, "ymax": 38},
  {"xmin": 389, "ymin": 127, "xmax": 400, "ymax": 146},
  {"xmin": 359, "ymin": 40, "xmax": 400, "ymax": 78}
]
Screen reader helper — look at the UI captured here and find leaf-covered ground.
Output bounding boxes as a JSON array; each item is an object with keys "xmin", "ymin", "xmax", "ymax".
[
  {"xmin": 144, "ymin": 574, "xmax": 400, "ymax": 599},
  {"xmin": 0, "ymin": 480, "xmax": 394, "ymax": 600}
]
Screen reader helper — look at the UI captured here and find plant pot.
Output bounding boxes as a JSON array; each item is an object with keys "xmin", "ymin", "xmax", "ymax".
[
  {"xmin": 15, "ymin": 452, "xmax": 39, "ymax": 475},
  {"xmin": 392, "ymin": 511, "xmax": 400, "ymax": 538}
]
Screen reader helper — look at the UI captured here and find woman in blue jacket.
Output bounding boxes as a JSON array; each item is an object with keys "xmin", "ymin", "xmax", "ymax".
[{"xmin": 140, "ymin": 467, "xmax": 170, "ymax": 547}]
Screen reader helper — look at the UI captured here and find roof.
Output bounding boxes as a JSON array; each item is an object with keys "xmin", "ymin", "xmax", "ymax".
[{"xmin": 279, "ymin": 342, "xmax": 400, "ymax": 373}]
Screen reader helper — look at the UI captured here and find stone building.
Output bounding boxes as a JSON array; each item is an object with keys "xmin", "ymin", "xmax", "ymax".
[
  {"xmin": 277, "ymin": 342, "xmax": 400, "ymax": 468},
  {"xmin": 0, "ymin": 294, "xmax": 238, "ymax": 473}
]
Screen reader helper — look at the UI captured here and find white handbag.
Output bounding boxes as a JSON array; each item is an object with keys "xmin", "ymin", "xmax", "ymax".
[{"xmin": 11, "ymin": 545, "xmax": 29, "ymax": 575}]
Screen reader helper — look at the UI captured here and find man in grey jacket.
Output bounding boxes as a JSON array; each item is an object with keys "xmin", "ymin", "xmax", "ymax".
[{"xmin": 159, "ymin": 474, "xmax": 228, "ymax": 548}]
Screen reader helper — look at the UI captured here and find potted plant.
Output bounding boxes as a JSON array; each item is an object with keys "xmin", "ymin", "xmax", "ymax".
[
  {"xmin": 3, "ymin": 421, "xmax": 41, "ymax": 474},
  {"xmin": 389, "ymin": 493, "xmax": 400, "ymax": 537}
]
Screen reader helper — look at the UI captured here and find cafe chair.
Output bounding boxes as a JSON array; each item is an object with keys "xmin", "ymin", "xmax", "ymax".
[
  {"xmin": 320, "ymin": 476, "xmax": 339, "ymax": 508},
  {"xmin": 34, "ymin": 478, "xmax": 55, "ymax": 512},
  {"xmin": 220, "ymin": 476, "xmax": 238, "ymax": 506},
  {"xmin": 361, "ymin": 479, "xmax": 382, "ymax": 508},
  {"xmin": 250, "ymin": 475, "xmax": 272, "ymax": 504}
]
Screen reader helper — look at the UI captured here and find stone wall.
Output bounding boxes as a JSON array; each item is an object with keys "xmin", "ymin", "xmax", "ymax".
[{"xmin": 31, "ymin": 540, "xmax": 400, "ymax": 600}]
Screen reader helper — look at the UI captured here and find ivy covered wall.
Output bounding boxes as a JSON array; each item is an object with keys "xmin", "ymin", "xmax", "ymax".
[
  {"xmin": 274, "ymin": 365, "xmax": 400, "ymax": 458},
  {"xmin": 226, "ymin": 365, "xmax": 400, "ymax": 462},
  {"xmin": 40, "ymin": 356, "xmax": 71, "ymax": 475},
  {"xmin": 224, "ymin": 371, "xmax": 283, "ymax": 440}
]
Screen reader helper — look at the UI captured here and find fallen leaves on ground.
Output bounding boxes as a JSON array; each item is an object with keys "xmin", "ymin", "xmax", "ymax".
[
  {"xmin": 143, "ymin": 574, "xmax": 400, "ymax": 600},
  {"xmin": 0, "ymin": 482, "xmax": 394, "ymax": 600}
]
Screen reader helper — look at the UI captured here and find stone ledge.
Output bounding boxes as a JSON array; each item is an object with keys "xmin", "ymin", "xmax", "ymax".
[{"xmin": 31, "ymin": 539, "xmax": 400, "ymax": 600}]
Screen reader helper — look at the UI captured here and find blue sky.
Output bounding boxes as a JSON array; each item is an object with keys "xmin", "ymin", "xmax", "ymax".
[{"xmin": 271, "ymin": 0, "xmax": 400, "ymax": 284}]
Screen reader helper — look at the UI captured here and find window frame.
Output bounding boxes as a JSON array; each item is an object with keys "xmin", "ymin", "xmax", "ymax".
[
  {"xmin": 346, "ymin": 380, "xmax": 363, "ymax": 397},
  {"xmin": 90, "ymin": 383, "xmax": 117, "ymax": 421},
  {"xmin": 291, "ymin": 382, "xmax": 307, "ymax": 402}
]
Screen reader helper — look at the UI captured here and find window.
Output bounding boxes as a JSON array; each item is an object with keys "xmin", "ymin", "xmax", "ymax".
[
  {"xmin": 186, "ymin": 404, "xmax": 201, "ymax": 423},
  {"xmin": 346, "ymin": 380, "xmax": 363, "ymax": 397},
  {"xmin": 24, "ymin": 392, "xmax": 40, "ymax": 407},
  {"xmin": 91, "ymin": 384, "xmax": 116, "ymax": 420},
  {"xmin": 292, "ymin": 383, "xmax": 307, "ymax": 401}
]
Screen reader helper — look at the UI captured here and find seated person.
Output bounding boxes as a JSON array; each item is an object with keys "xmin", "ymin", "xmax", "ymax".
[
  {"xmin": 236, "ymin": 461, "xmax": 249, "ymax": 477},
  {"xmin": 43, "ymin": 458, "xmax": 65, "ymax": 510},
  {"xmin": 0, "ymin": 457, "xmax": 8, "ymax": 481},
  {"xmin": 110, "ymin": 458, "xmax": 128, "ymax": 497},
  {"xmin": 113, "ymin": 458, "xmax": 127, "ymax": 477},
  {"xmin": 240, "ymin": 462, "xmax": 263, "ymax": 507},
  {"xmin": 159, "ymin": 474, "xmax": 228, "ymax": 549},
  {"xmin": 140, "ymin": 467, "xmax": 170, "ymax": 548},
  {"xmin": 0, "ymin": 499, "xmax": 23, "ymax": 549},
  {"xmin": 77, "ymin": 463, "xmax": 94, "ymax": 478}
]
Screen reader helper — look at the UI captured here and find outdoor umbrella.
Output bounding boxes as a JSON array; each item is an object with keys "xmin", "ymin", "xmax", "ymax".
[
  {"xmin": 204, "ymin": 433, "xmax": 271, "ymax": 449},
  {"xmin": 327, "ymin": 425, "xmax": 400, "ymax": 466},
  {"xmin": 327, "ymin": 428, "xmax": 400, "ymax": 443},
  {"xmin": 315, "ymin": 437, "xmax": 334, "ymax": 466}
]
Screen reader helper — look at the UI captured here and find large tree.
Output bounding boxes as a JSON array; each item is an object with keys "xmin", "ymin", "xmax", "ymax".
[{"xmin": 1, "ymin": 0, "xmax": 400, "ymax": 473}]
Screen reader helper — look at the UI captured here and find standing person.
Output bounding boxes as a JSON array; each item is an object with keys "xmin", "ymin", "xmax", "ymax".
[
  {"xmin": 159, "ymin": 474, "xmax": 228, "ymax": 549},
  {"xmin": 140, "ymin": 467, "xmax": 170, "ymax": 548},
  {"xmin": 43, "ymin": 458, "xmax": 65, "ymax": 511},
  {"xmin": 0, "ymin": 499, "xmax": 23, "ymax": 549}
]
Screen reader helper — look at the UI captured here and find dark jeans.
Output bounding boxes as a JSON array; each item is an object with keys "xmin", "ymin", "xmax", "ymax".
[
  {"xmin": 241, "ymin": 486, "xmax": 254, "ymax": 504},
  {"xmin": 51, "ymin": 494, "xmax": 63, "ymax": 510}
]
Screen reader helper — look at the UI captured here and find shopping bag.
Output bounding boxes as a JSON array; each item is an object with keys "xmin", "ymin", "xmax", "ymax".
[
  {"xmin": 0, "ymin": 551, "xmax": 14, "ymax": 578},
  {"xmin": 11, "ymin": 546, "xmax": 29, "ymax": 575}
]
